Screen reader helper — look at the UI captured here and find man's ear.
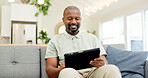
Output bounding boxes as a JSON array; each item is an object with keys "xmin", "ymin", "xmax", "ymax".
[{"xmin": 62, "ymin": 17, "xmax": 64, "ymax": 22}]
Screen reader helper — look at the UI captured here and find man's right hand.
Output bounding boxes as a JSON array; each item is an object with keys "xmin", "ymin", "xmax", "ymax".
[{"xmin": 46, "ymin": 58, "xmax": 64, "ymax": 78}]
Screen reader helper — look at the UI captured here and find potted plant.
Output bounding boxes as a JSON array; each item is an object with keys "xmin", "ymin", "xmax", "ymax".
[
  {"xmin": 38, "ymin": 30, "xmax": 51, "ymax": 44},
  {"xmin": 31, "ymin": 0, "xmax": 51, "ymax": 16}
]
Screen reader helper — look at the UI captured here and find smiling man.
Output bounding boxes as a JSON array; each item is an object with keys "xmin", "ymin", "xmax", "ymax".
[
  {"xmin": 63, "ymin": 6, "xmax": 81, "ymax": 35},
  {"xmin": 45, "ymin": 6, "xmax": 121, "ymax": 78}
]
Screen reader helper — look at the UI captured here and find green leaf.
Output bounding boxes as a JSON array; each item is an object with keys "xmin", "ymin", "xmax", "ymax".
[
  {"xmin": 32, "ymin": 0, "xmax": 51, "ymax": 16},
  {"xmin": 31, "ymin": 0, "xmax": 36, "ymax": 4},
  {"xmin": 43, "ymin": 11, "xmax": 48, "ymax": 15},
  {"xmin": 35, "ymin": 12, "xmax": 39, "ymax": 16},
  {"xmin": 45, "ymin": 37, "xmax": 51, "ymax": 44},
  {"xmin": 38, "ymin": 30, "xmax": 51, "ymax": 44},
  {"xmin": 39, "ymin": 9, "xmax": 42, "ymax": 12},
  {"xmin": 47, "ymin": 1, "xmax": 51, "ymax": 5},
  {"xmin": 45, "ymin": 6, "xmax": 49, "ymax": 10}
]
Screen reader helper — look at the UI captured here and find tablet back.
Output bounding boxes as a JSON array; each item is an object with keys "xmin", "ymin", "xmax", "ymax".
[{"xmin": 64, "ymin": 48, "xmax": 100, "ymax": 70}]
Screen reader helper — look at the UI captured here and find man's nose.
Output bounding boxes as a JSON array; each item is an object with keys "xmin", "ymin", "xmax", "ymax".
[{"xmin": 71, "ymin": 19, "xmax": 77, "ymax": 24}]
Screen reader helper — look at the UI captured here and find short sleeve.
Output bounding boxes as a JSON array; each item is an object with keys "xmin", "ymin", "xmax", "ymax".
[
  {"xmin": 96, "ymin": 39, "xmax": 107, "ymax": 56},
  {"xmin": 45, "ymin": 40, "xmax": 58, "ymax": 59},
  {"xmin": 92, "ymin": 35, "xmax": 107, "ymax": 56}
]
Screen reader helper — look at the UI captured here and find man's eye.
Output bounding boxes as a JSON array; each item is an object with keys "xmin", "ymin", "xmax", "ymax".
[
  {"xmin": 76, "ymin": 18, "xmax": 80, "ymax": 20},
  {"xmin": 68, "ymin": 19, "xmax": 72, "ymax": 20},
  {"xmin": 68, "ymin": 18, "xmax": 72, "ymax": 20}
]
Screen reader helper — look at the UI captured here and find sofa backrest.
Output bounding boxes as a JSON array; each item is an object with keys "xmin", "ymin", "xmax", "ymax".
[
  {"xmin": 0, "ymin": 45, "xmax": 40, "ymax": 78},
  {"xmin": 0, "ymin": 44, "xmax": 125, "ymax": 78},
  {"xmin": 103, "ymin": 44, "xmax": 125, "ymax": 51}
]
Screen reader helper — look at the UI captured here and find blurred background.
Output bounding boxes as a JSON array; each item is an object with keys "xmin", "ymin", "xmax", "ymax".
[{"xmin": 0, "ymin": 0, "xmax": 148, "ymax": 51}]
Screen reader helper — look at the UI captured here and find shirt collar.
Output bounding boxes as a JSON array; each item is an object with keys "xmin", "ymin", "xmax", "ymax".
[{"xmin": 64, "ymin": 31, "xmax": 81, "ymax": 39}]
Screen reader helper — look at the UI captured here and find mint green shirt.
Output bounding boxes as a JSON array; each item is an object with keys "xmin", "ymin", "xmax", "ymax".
[{"xmin": 45, "ymin": 31, "xmax": 107, "ymax": 65}]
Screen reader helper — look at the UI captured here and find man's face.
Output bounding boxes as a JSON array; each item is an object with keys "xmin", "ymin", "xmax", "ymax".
[{"xmin": 62, "ymin": 9, "xmax": 81, "ymax": 34}]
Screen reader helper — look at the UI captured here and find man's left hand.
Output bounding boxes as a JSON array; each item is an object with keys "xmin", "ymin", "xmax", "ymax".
[{"xmin": 89, "ymin": 55, "xmax": 107, "ymax": 68}]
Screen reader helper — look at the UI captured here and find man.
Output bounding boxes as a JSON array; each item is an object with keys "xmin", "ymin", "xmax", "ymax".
[{"xmin": 45, "ymin": 6, "xmax": 121, "ymax": 78}]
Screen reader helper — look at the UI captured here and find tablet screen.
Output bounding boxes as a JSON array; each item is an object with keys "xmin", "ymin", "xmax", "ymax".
[{"xmin": 64, "ymin": 48, "xmax": 100, "ymax": 70}]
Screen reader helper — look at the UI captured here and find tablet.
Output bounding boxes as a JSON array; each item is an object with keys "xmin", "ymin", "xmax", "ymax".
[{"xmin": 64, "ymin": 48, "xmax": 100, "ymax": 70}]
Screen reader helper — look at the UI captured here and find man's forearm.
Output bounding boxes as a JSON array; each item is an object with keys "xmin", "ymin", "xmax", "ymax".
[{"xmin": 46, "ymin": 65, "xmax": 62, "ymax": 78}]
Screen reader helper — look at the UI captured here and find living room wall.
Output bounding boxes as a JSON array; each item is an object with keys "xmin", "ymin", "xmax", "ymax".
[
  {"xmin": 0, "ymin": 0, "xmax": 94, "ymax": 44},
  {"xmin": 41, "ymin": 0, "xmax": 93, "ymax": 38},
  {"xmin": 0, "ymin": 0, "xmax": 22, "ymax": 44}
]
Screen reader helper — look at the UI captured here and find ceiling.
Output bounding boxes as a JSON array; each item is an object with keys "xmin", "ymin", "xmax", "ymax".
[
  {"xmin": 64, "ymin": 0, "xmax": 148, "ymax": 18},
  {"xmin": 0, "ymin": 0, "xmax": 148, "ymax": 18},
  {"xmin": 65, "ymin": 0, "xmax": 118, "ymax": 15}
]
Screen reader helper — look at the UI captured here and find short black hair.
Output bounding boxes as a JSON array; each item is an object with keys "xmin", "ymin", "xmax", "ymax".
[{"xmin": 63, "ymin": 6, "xmax": 80, "ymax": 16}]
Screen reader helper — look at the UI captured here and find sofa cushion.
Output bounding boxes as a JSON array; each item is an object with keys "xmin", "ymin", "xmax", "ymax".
[
  {"xmin": 106, "ymin": 45, "xmax": 148, "ymax": 78},
  {"xmin": 0, "ymin": 45, "xmax": 14, "ymax": 64},
  {"xmin": 14, "ymin": 45, "xmax": 40, "ymax": 78},
  {"xmin": 0, "ymin": 45, "xmax": 40, "ymax": 78},
  {"xmin": 0, "ymin": 64, "xmax": 13, "ymax": 78},
  {"xmin": 0, "ymin": 45, "xmax": 14, "ymax": 78},
  {"xmin": 14, "ymin": 64, "xmax": 40, "ymax": 78},
  {"xmin": 14, "ymin": 45, "xmax": 40, "ymax": 64}
]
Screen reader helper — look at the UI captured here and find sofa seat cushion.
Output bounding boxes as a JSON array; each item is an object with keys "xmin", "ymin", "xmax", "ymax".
[{"xmin": 106, "ymin": 45, "xmax": 148, "ymax": 78}]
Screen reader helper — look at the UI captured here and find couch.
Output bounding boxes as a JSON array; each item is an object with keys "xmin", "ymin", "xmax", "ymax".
[{"xmin": 0, "ymin": 44, "xmax": 148, "ymax": 78}]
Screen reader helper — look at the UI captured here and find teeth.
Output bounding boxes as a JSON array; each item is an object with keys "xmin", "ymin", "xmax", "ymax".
[{"xmin": 71, "ymin": 25, "xmax": 76, "ymax": 27}]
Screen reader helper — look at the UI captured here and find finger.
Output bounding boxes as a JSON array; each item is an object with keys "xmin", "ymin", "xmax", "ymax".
[
  {"xmin": 60, "ymin": 60, "xmax": 65, "ymax": 68},
  {"xmin": 60, "ymin": 64, "xmax": 65, "ymax": 69},
  {"xmin": 62, "ymin": 60, "xmax": 65, "ymax": 65},
  {"xmin": 90, "ymin": 61, "xmax": 104, "ymax": 67},
  {"xmin": 92, "ymin": 61, "xmax": 104, "ymax": 65},
  {"xmin": 90, "ymin": 62, "xmax": 101, "ymax": 67},
  {"xmin": 94, "ymin": 57, "xmax": 104, "ymax": 61}
]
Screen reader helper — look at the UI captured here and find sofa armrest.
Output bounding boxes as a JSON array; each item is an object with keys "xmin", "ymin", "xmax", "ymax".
[{"xmin": 145, "ymin": 60, "xmax": 148, "ymax": 78}]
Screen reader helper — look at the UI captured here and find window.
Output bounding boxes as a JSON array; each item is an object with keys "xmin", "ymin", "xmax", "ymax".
[
  {"xmin": 102, "ymin": 20, "xmax": 113, "ymax": 44},
  {"xmin": 100, "ymin": 16, "xmax": 124, "ymax": 44},
  {"xmin": 126, "ymin": 12, "xmax": 143, "ymax": 51},
  {"xmin": 146, "ymin": 11, "xmax": 148, "ymax": 50},
  {"xmin": 99, "ymin": 10, "xmax": 148, "ymax": 51}
]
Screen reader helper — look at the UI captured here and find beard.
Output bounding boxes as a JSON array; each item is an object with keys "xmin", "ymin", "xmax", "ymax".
[{"xmin": 68, "ymin": 23, "xmax": 79, "ymax": 34}]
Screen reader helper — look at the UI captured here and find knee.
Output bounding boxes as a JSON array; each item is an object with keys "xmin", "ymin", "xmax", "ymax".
[
  {"xmin": 59, "ymin": 68, "xmax": 77, "ymax": 75},
  {"xmin": 103, "ymin": 65, "xmax": 121, "ymax": 78},
  {"xmin": 96, "ymin": 64, "xmax": 120, "ymax": 73},
  {"xmin": 90, "ymin": 65, "xmax": 121, "ymax": 78},
  {"xmin": 104, "ymin": 64, "xmax": 120, "ymax": 71},
  {"xmin": 101, "ymin": 64, "xmax": 121, "ymax": 75},
  {"xmin": 59, "ymin": 68, "xmax": 83, "ymax": 78}
]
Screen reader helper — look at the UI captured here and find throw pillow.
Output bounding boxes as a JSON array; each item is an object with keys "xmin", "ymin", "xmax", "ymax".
[{"xmin": 106, "ymin": 45, "xmax": 148, "ymax": 78}]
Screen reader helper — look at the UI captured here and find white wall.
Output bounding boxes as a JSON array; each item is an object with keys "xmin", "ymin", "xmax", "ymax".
[
  {"xmin": 0, "ymin": 0, "xmax": 94, "ymax": 44},
  {"xmin": 0, "ymin": 0, "xmax": 22, "ymax": 44},
  {"xmin": 41, "ymin": 0, "xmax": 67, "ymax": 38},
  {"xmin": 41, "ymin": 0, "xmax": 94, "ymax": 38}
]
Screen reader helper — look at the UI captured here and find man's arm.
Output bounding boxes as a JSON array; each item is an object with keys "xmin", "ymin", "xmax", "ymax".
[{"xmin": 46, "ymin": 57, "xmax": 64, "ymax": 78}]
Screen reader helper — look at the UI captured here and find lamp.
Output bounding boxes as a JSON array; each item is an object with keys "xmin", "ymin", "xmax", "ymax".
[
  {"xmin": 38, "ymin": 0, "xmax": 44, "ymax": 4},
  {"xmin": 8, "ymin": 0, "xmax": 15, "ymax": 2}
]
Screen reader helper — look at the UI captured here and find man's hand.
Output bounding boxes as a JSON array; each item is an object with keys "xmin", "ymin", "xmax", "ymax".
[
  {"xmin": 46, "ymin": 58, "xmax": 65, "ymax": 78},
  {"xmin": 89, "ymin": 55, "xmax": 108, "ymax": 68},
  {"xmin": 60, "ymin": 60, "xmax": 65, "ymax": 69}
]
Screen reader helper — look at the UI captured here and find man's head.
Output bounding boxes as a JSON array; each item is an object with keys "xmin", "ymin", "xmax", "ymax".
[{"xmin": 62, "ymin": 6, "xmax": 81, "ymax": 35}]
